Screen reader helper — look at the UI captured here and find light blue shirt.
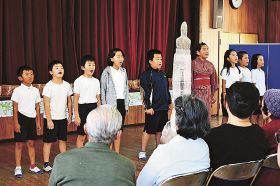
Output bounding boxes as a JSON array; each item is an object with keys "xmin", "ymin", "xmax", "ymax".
[{"xmin": 137, "ymin": 135, "xmax": 210, "ymax": 186}]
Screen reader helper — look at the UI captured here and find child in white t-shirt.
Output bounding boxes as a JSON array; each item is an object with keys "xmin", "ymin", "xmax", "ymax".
[
  {"xmin": 220, "ymin": 49, "xmax": 242, "ymax": 124},
  {"xmin": 74, "ymin": 55, "xmax": 100, "ymax": 148},
  {"xmin": 11, "ymin": 65, "xmax": 43, "ymax": 178},
  {"xmin": 238, "ymin": 51, "xmax": 251, "ymax": 83},
  {"xmin": 42, "ymin": 60, "xmax": 73, "ymax": 172},
  {"xmin": 251, "ymin": 54, "xmax": 266, "ymax": 126}
]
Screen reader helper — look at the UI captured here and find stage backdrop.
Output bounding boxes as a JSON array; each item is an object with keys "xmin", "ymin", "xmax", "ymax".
[
  {"xmin": 0, "ymin": 0, "xmax": 199, "ymax": 85},
  {"xmin": 229, "ymin": 44, "xmax": 280, "ymax": 89}
]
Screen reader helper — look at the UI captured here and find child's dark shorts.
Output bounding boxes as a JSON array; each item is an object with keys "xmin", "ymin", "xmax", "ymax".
[
  {"xmin": 117, "ymin": 99, "xmax": 126, "ymax": 131},
  {"xmin": 144, "ymin": 110, "xmax": 168, "ymax": 134},
  {"xmin": 14, "ymin": 112, "xmax": 37, "ymax": 142},
  {"xmin": 43, "ymin": 118, "xmax": 67, "ymax": 143},
  {"xmin": 77, "ymin": 103, "xmax": 97, "ymax": 135}
]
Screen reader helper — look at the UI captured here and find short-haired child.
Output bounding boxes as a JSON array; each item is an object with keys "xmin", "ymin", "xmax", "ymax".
[
  {"xmin": 11, "ymin": 65, "xmax": 43, "ymax": 178},
  {"xmin": 42, "ymin": 60, "xmax": 73, "ymax": 172},
  {"xmin": 74, "ymin": 55, "xmax": 100, "ymax": 148}
]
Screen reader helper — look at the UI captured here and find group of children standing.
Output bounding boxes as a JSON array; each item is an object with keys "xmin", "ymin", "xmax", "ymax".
[
  {"xmin": 11, "ymin": 46, "xmax": 268, "ymax": 178},
  {"xmin": 12, "ymin": 48, "xmax": 129, "ymax": 178},
  {"xmin": 220, "ymin": 49, "xmax": 266, "ymax": 125}
]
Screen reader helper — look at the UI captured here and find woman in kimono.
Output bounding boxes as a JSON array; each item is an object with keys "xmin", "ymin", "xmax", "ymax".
[{"xmin": 192, "ymin": 42, "xmax": 218, "ymax": 120}]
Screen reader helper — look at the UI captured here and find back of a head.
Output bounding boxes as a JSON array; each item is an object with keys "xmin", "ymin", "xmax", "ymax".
[
  {"xmin": 174, "ymin": 95, "xmax": 210, "ymax": 140},
  {"xmin": 226, "ymin": 82, "xmax": 260, "ymax": 119},
  {"xmin": 85, "ymin": 105, "xmax": 122, "ymax": 144},
  {"xmin": 263, "ymin": 89, "xmax": 280, "ymax": 119}
]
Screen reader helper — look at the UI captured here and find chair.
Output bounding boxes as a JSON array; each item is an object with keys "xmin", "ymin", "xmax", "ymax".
[
  {"xmin": 262, "ymin": 153, "xmax": 279, "ymax": 169},
  {"xmin": 205, "ymin": 160, "xmax": 263, "ymax": 186},
  {"xmin": 159, "ymin": 169, "xmax": 210, "ymax": 186},
  {"xmin": 250, "ymin": 154, "xmax": 280, "ymax": 185}
]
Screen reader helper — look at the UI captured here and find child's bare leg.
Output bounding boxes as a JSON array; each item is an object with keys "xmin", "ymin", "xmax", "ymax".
[
  {"xmin": 113, "ymin": 132, "xmax": 122, "ymax": 154},
  {"xmin": 76, "ymin": 135, "xmax": 86, "ymax": 148},
  {"xmin": 155, "ymin": 132, "xmax": 162, "ymax": 147},
  {"xmin": 15, "ymin": 142, "xmax": 23, "ymax": 167},
  {"xmin": 27, "ymin": 140, "xmax": 35, "ymax": 165},
  {"xmin": 59, "ymin": 140, "xmax": 66, "ymax": 153},
  {"xmin": 43, "ymin": 142, "xmax": 52, "ymax": 162}
]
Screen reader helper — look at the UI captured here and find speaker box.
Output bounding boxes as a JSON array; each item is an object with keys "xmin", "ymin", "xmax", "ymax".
[{"xmin": 213, "ymin": 0, "xmax": 223, "ymax": 29}]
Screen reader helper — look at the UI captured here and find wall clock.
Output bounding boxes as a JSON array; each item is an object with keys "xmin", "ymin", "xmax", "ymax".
[{"xmin": 230, "ymin": 0, "xmax": 242, "ymax": 9}]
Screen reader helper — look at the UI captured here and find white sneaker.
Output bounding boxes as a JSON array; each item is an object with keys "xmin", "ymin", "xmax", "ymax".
[
  {"xmin": 29, "ymin": 166, "xmax": 43, "ymax": 174},
  {"xmin": 138, "ymin": 151, "xmax": 147, "ymax": 160},
  {"xmin": 14, "ymin": 167, "xmax": 23, "ymax": 178},
  {"xmin": 43, "ymin": 165, "xmax": 52, "ymax": 172}
]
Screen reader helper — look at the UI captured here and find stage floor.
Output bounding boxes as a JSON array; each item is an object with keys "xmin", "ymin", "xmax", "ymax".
[{"xmin": 0, "ymin": 117, "xmax": 221, "ymax": 186}]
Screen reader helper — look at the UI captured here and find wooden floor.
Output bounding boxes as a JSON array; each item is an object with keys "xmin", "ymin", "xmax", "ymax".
[{"xmin": 0, "ymin": 117, "xmax": 221, "ymax": 186}]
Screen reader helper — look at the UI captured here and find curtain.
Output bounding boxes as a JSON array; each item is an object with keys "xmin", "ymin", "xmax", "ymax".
[{"xmin": 0, "ymin": 0, "xmax": 198, "ymax": 84}]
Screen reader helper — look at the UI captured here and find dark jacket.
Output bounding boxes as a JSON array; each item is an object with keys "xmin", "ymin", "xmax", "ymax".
[{"xmin": 140, "ymin": 68, "xmax": 171, "ymax": 111}]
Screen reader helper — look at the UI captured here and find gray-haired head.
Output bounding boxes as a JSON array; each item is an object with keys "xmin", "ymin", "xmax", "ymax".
[
  {"xmin": 174, "ymin": 94, "xmax": 210, "ymax": 140},
  {"xmin": 84, "ymin": 105, "xmax": 122, "ymax": 144}
]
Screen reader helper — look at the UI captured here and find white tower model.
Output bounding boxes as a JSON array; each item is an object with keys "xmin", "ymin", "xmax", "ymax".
[{"xmin": 172, "ymin": 21, "xmax": 192, "ymax": 100}]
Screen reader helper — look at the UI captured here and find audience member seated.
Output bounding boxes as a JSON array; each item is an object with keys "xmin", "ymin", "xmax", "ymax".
[
  {"xmin": 137, "ymin": 95, "xmax": 210, "ymax": 186},
  {"xmin": 254, "ymin": 89, "xmax": 280, "ymax": 186},
  {"xmin": 49, "ymin": 105, "xmax": 136, "ymax": 186},
  {"xmin": 205, "ymin": 82, "xmax": 267, "ymax": 186}
]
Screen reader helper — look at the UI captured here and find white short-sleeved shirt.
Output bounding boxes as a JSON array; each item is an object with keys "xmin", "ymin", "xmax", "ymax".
[
  {"xmin": 137, "ymin": 135, "xmax": 210, "ymax": 186},
  {"xmin": 74, "ymin": 75, "xmax": 100, "ymax": 104},
  {"xmin": 110, "ymin": 67, "xmax": 125, "ymax": 99},
  {"xmin": 251, "ymin": 68, "xmax": 266, "ymax": 96},
  {"xmin": 43, "ymin": 80, "xmax": 73, "ymax": 120},
  {"xmin": 240, "ymin": 67, "xmax": 252, "ymax": 83},
  {"xmin": 11, "ymin": 84, "xmax": 41, "ymax": 118},
  {"xmin": 221, "ymin": 67, "xmax": 242, "ymax": 88}
]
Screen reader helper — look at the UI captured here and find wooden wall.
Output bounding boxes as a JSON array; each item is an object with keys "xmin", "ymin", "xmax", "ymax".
[
  {"xmin": 223, "ymin": 0, "xmax": 266, "ymax": 41},
  {"xmin": 222, "ymin": 0, "xmax": 280, "ymax": 43},
  {"xmin": 202, "ymin": 0, "xmax": 280, "ymax": 42},
  {"xmin": 267, "ymin": 0, "xmax": 280, "ymax": 42}
]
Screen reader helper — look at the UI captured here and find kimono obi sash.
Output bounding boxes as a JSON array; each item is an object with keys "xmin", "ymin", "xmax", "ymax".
[{"xmin": 193, "ymin": 74, "xmax": 210, "ymax": 87}]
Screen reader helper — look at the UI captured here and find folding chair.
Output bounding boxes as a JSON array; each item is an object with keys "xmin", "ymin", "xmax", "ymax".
[
  {"xmin": 205, "ymin": 160, "xmax": 263, "ymax": 186},
  {"xmin": 262, "ymin": 153, "xmax": 279, "ymax": 169},
  {"xmin": 159, "ymin": 169, "xmax": 210, "ymax": 186}
]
